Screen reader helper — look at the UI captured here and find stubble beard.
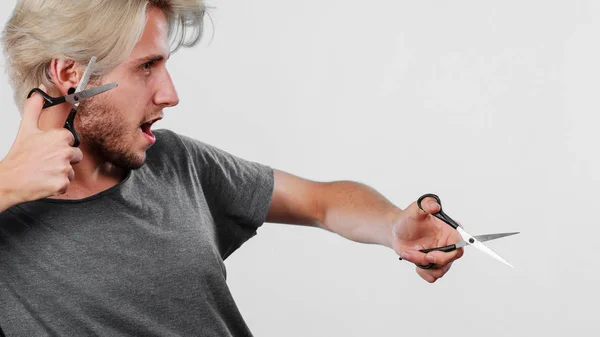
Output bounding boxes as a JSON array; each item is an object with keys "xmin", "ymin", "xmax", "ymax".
[{"xmin": 76, "ymin": 94, "xmax": 147, "ymax": 170}]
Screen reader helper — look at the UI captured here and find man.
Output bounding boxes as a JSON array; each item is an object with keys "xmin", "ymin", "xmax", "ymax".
[{"xmin": 0, "ymin": 1, "xmax": 463, "ymax": 336}]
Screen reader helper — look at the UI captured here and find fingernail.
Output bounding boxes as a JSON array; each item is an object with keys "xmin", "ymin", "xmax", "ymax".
[
  {"xmin": 427, "ymin": 255, "xmax": 436, "ymax": 263},
  {"xmin": 401, "ymin": 251, "xmax": 411, "ymax": 260}
]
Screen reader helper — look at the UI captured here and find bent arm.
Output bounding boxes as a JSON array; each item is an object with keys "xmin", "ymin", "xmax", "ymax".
[{"xmin": 266, "ymin": 169, "xmax": 401, "ymax": 249}]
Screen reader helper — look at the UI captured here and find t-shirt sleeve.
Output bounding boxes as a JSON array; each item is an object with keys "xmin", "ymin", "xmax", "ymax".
[{"xmin": 173, "ymin": 131, "xmax": 275, "ymax": 259}]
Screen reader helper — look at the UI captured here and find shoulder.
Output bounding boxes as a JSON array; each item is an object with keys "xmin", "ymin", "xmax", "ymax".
[
  {"xmin": 150, "ymin": 128, "xmax": 212, "ymax": 157},
  {"xmin": 150, "ymin": 128, "xmax": 186, "ymax": 152},
  {"xmin": 146, "ymin": 128, "xmax": 203, "ymax": 163},
  {"xmin": 141, "ymin": 128, "xmax": 196, "ymax": 177},
  {"xmin": 145, "ymin": 128, "xmax": 236, "ymax": 174},
  {"xmin": 148, "ymin": 128, "xmax": 273, "ymax": 179},
  {"xmin": 150, "ymin": 128, "xmax": 239, "ymax": 168}
]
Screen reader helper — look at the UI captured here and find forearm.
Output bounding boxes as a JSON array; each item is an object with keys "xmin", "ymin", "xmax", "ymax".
[{"xmin": 316, "ymin": 181, "xmax": 402, "ymax": 249}]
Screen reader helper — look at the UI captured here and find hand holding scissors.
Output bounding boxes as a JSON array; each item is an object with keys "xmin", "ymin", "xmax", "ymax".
[
  {"xmin": 0, "ymin": 57, "xmax": 118, "ymax": 207},
  {"xmin": 398, "ymin": 194, "xmax": 519, "ymax": 271}
]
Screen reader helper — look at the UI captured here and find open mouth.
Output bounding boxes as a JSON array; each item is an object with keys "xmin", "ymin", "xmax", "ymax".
[{"xmin": 140, "ymin": 116, "xmax": 162, "ymax": 140}]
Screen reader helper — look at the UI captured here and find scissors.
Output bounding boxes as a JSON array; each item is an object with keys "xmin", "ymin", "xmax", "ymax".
[
  {"xmin": 26, "ymin": 56, "xmax": 117, "ymax": 147},
  {"xmin": 399, "ymin": 193, "xmax": 519, "ymax": 269}
]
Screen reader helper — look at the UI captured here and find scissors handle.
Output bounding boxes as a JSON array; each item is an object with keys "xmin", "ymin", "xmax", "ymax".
[
  {"xmin": 63, "ymin": 107, "xmax": 80, "ymax": 147},
  {"xmin": 417, "ymin": 193, "xmax": 460, "ymax": 229},
  {"xmin": 26, "ymin": 87, "xmax": 81, "ymax": 147},
  {"xmin": 420, "ymin": 244, "xmax": 457, "ymax": 254},
  {"xmin": 26, "ymin": 88, "xmax": 66, "ymax": 109},
  {"xmin": 398, "ymin": 244, "xmax": 457, "ymax": 269}
]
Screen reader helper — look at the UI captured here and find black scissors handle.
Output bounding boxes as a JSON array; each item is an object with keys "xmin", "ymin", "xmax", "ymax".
[
  {"xmin": 398, "ymin": 243, "xmax": 458, "ymax": 269},
  {"xmin": 417, "ymin": 193, "xmax": 460, "ymax": 229},
  {"xmin": 27, "ymin": 87, "xmax": 80, "ymax": 147},
  {"xmin": 26, "ymin": 88, "xmax": 67, "ymax": 109},
  {"xmin": 63, "ymin": 107, "xmax": 80, "ymax": 147},
  {"xmin": 398, "ymin": 194, "xmax": 462, "ymax": 269}
]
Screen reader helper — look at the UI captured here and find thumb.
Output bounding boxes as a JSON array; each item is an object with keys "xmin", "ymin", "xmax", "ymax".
[
  {"xmin": 408, "ymin": 195, "xmax": 441, "ymax": 221},
  {"xmin": 19, "ymin": 84, "xmax": 46, "ymax": 134}
]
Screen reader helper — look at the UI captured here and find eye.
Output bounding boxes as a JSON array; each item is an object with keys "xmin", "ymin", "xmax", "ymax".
[{"xmin": 140, "ymin": 60, "xmax": 156, "ymax": 72}]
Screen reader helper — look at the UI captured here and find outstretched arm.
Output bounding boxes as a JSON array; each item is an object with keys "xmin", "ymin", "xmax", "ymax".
[{"xmin": 266, "ymin": 169, "xmax": 464, "ymax": 283}]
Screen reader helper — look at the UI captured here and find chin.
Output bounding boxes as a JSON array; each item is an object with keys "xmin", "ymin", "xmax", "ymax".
[
  {"xmin": 82, "ymin": 123, "xmax": 155, "ymax": 170},
  {"xmin": 126, "ymin": 152, "xmax": 147, "ymax": 170},
  {"xmin": 105, "ymin": 147, "xmax": 147, "ymax": 170}
]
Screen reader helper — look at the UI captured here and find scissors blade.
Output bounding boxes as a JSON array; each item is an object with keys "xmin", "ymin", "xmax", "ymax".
[
  {"xmin": 473, "ymin": 232, "xmax": 520, "ymax": 243},
  {"xmin": 65, "ymin": 82, "xmax": 117, "ymax": 105},
  {"xmin": 457, "ymin": 227, "xmax": 515, "ymax": 268},
  {"xmin": 73, "ymin": 56, "xmax": 97, "ymax": 107}
]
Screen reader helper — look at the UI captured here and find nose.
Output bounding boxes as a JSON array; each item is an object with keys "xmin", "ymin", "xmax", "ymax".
[{"xmin": 153, "ymin": 68, "xmax": 179, "ymax": 108}]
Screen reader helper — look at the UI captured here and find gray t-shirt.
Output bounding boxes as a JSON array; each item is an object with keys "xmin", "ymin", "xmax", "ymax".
[{"xmin": 0, "ymin": 129, "xmax": 274, "ymax": 336}]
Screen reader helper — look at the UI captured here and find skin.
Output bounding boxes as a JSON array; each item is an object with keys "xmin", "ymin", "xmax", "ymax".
[{"xmin": 0, "ymin": 5, "xmax": 463, "ymax": 283}]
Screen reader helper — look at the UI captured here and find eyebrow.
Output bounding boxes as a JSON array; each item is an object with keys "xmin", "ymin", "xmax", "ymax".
[{"xmin": 133, "ymin": 53, "xmax": 170, "ymax": 65}]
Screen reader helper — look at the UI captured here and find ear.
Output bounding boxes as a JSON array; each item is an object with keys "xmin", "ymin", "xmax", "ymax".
[{"xmin": 48, "ymin": 59, "xmax": 83, "ymax": 96}]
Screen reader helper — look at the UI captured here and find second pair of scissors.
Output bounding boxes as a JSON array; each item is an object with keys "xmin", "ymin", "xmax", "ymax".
[{"xmin": 399, "ymin": 194, "xmax": 519, "ymax": 269}]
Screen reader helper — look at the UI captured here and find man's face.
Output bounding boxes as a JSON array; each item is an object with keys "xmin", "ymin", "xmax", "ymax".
[{"xmin": 76, "ymin": 6, "xmax": 179, "ymax": 170}]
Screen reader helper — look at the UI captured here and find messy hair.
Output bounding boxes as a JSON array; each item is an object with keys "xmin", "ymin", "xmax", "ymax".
[{"xmin": 1, "ymin": 0, "xmax": 208, "ymax": 113}]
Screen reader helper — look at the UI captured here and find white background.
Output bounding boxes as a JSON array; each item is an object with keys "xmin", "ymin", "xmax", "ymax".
[{"xmin": 1, "ymin": 1, "xmax": 598, "ymax": 336}]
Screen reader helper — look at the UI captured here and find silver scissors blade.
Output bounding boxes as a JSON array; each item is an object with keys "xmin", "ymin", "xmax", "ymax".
[
  {"xmin": 474, "ymin": 232, "xmax": 520, "ymax": 243},
  {"xmin": 73, "ymin": 56, "xmax": 97, "ymax": 107},
  {"xmin": 64, "ymin": 82, "xmax": 117, "ymax": 105},
  {"xmin": 457, "ymin": 227, "xmax": 515, "ymax": 268}
]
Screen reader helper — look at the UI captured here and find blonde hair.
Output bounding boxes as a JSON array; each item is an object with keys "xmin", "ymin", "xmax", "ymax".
[{"xmin": 1, "ymin": 0, "xmax": 208, "ymax": 113}]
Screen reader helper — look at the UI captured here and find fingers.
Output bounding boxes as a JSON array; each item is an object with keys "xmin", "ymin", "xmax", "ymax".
[
  {"xmin": 70, "ymin": 147, "xmax": 83, "ymax": 164},
  {"xmin": 58, "ymin": 129, "xmax": 76, "ymax": 147},
  {"xmin": 401, "ymin": 248, "xmax": 462, "ymax": 271},
  {"xmin": 400, "ymin": 243, "xmax": 463, "ymax": 283},
  {"xmin": 399, "ymin": 245, "xmax": 431, "ymax": 267},
  {"xmin": 20, "ymin": 84, "xmax": 46, "ymax": 133},
  {"xmin": 67, "ymin": 168, "xmax": 75, "ymax": 182},
  {"xmin": 424, "ymin": 247, "xmax": 464, "ymax": 266},
  {"xmin": 67, "ymin": 147, "xmax": 82, "ymax": 180},
  {"xmin": 416, "ymin": 263, "xmax": 452, "ymax": 283}
]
